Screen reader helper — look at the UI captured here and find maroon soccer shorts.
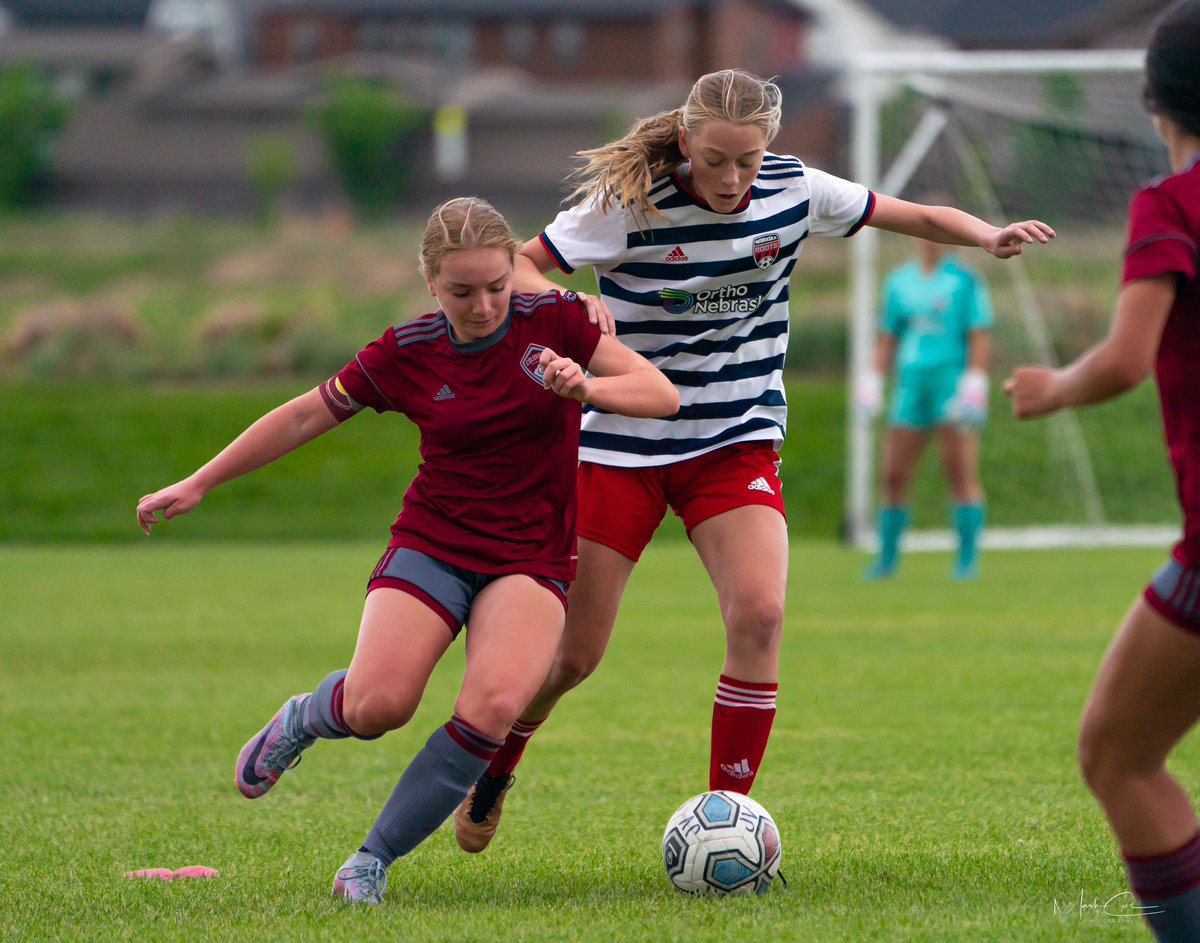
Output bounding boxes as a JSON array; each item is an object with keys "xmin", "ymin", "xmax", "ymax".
[{"xmin": 577, "ymin": 441, "xmax": 787, "ymax": 563}]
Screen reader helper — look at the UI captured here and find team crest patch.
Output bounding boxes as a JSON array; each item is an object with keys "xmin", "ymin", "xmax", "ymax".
[
  {"xmin": 753, "ymin": 232, "xmax": 780, "ymax": 269},
  {"xmin": 521, "ymin": 343, "xmax": 547, "ymax": 384}
]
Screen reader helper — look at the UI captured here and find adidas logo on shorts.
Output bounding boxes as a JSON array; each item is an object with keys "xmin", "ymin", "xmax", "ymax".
[
  {"xmin": 747, "ymin": 476, "xmax": 775, "ymax": 495},
  {"xmin": 434, "ymin": 384, "xmax": 455, "ymax": 401}
]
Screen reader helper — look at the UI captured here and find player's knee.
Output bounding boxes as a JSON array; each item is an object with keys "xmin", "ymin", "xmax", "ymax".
[
  {"xmin": 342, "ymin": 687, "xmax": 418, "ymax": 737},
  {"xmin": 1077, "ymin": 719, "xmax": 1151, "ymax": 798},
  {"xmin": 1077, "ymin": 724, "xmax": 1108, "ymax": 794},
  {"xmin": 547, "ymin": 649, "xmax": 600, "ymax": 693},
  {"xmin": 726, "ymin": 596, "xmax": 785, "ymax": 654},
  {"xmin": 459, "ymin": 687, "xmax": 527, "ymax": 733}
]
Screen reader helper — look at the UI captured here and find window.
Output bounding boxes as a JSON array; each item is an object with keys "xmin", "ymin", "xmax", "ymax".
[
  {"xmin": 549, "ymin": 19, "xmax": 583, "ymax": 63},
  {"xmin": 431, "ymin": 22, "xmax": 474, "ymax": 64},
  {"xmin": 290, "ymin": 20, "xmax": 321, "ymax": 63},
  {"xmin": 505, "ymin": 21, "xmax": 535, "ymax": 60}
]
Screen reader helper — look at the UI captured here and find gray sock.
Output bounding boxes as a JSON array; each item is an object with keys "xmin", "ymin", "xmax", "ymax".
[
  {"xmin": 362, "ymin": 723, "xmax": 498, "ymax": 866},
  {"xmin": 1143, "ymin": 884, "xmax": 1200, "ymax": 942},
  {"xmin": 300, "ymin": 669, "xmax": 352, "ymax": 740}
]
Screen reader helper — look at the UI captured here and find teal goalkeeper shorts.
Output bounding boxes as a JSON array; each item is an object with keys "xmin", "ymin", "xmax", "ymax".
[{"xmin": 889, "ymin": 363, "xmax": 976, "ymax": 430}]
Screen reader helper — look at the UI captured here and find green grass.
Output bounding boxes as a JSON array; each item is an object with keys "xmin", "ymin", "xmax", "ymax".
[
  {"xmin": 0, "ymin": 539, "xmax": 1184, "ymax": 941},
  {"xmin": 2, "ymin": 380, "xmax": 839, "ymax": 543},
  {"xmin": 0, "ymin": 378, "xmax": 1178, "ymax": 545}
]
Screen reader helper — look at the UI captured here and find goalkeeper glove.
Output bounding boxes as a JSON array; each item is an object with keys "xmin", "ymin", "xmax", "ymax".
[
  {"xmin": 948, "ymin": 368, "xmax": 989, "ymax": 426},
  {"xmin": 855, "ymin": 371, "xmax": 884, "ymax": 420}
]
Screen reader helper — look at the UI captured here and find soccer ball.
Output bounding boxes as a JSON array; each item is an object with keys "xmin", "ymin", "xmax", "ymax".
[{"xmin": 661, "ymin": 790, "xmax": 782, "ymax": 896}]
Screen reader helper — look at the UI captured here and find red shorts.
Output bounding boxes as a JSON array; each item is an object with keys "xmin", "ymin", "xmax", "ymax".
[{"xmin": 577, "ymin": 441, "xmax": 786, "ymax": 562}]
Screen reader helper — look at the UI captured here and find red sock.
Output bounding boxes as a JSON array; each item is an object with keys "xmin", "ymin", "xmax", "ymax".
[
  {"xmin": 485, "ymin": 718, "xmax": 544, "ymax": 777},
  {"xmin": 709, "ymin": 675, "xmax": 777, "ymax": 794}
]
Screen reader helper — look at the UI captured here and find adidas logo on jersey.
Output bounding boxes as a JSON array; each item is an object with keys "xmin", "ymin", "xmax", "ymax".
[
  {"xmin": 434, "ymin": 384, "xmax": 455, "ymax": 401},
  {"xmin": 747, "ymin": 476, "xmax": 775, "ymax": 495},
  {"xmin": 664, "ymin": 246, "xmax": 688, "ymax": 262},
  {"xmin": 719, "ymin": 758, "xmax": 754, "ymax": 779}
]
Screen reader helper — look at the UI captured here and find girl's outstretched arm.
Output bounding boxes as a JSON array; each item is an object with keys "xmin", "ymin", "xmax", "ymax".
[
  {"xmin": 870, "ymin": 195, "xmax": 1055, "ymax": 259},
  {"xmin": 136, "ymin": 387, "xmax": 340, "ymax": 534},
  {"xmin": 1005, "ymin": 275, "xmax": 1175, "ymax": 419}
]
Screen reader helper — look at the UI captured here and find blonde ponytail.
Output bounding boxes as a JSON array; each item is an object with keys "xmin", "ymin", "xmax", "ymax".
[{"xmin": 569, "ymin": 70, "xmax": 783, "ymax": 219}]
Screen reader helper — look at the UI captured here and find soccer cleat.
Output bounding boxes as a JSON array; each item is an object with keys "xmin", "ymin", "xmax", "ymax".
[
  {"xmin": 235, "ymin": 694, "xmax": 316, "ymax": 799},
  {"xmin": 863, "ymin": 561, "xmax": 896, "ymax": 581},
  {"xmin": 453, "ymin": 773, "xmax": 514, "ymax": 853},
  {"xmin": 952, "ymin": 561, "xmax": 979, "ymax": 581},
  {"xmin": 332, "ymin": 851, "xmax": 387, "ymax": 905}
]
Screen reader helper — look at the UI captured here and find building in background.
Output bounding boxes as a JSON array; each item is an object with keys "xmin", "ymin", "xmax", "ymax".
[{"xmin": 0, "ymin": 0, "xmax": 1177, "ymax": 216}]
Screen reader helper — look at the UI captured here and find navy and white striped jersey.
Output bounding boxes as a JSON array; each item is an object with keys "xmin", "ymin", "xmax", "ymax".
[{"xmin": 541, "ymin": 153, "xmax": 874, "ymax": 467}]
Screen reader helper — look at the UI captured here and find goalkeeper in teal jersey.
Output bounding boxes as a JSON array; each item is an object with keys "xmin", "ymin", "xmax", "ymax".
[{"xmin": 857, "ymin": 237, "xmax": 994, "ymax": 579}]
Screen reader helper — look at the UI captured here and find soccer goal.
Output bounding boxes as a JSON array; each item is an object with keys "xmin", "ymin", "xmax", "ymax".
[{"xmin": 844, "ymin": 49, "xmax": 1180, "ymax": 552}]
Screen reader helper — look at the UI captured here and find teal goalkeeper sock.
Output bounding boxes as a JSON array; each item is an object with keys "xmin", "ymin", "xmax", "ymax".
[
  {"xmin": 877, "ymin": 506, "xmax": 909, "ymax": 572},
  {"xmin": 953, "ymin": 503, "xmax": 985, "ymax": 570}
]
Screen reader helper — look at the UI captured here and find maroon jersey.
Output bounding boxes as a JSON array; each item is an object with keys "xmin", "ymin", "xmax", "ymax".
[
  {"xmin": 324, "ymin": 290, "xmax": 602, "ymax": 580},
  {"xmin": 1123, "ymin": 155, "xmax": 1200, "ymax": 563}
]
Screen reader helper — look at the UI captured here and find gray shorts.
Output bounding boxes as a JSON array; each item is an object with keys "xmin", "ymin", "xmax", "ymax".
[
  {"xmin": 368, "ymin": 547, "xmax": 569, "ymax": 637},
  {"xmin": 1145, "ymin": 554, "xmax": 1200, "ymax": 635}
]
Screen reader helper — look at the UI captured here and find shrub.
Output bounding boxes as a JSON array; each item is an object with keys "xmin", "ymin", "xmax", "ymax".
[
  {"xmin": 0, "ymin": 64, "xmax": 68, "ymax": 209},
  {"xmin": 309, "ymin": 74, "xmax": 426, "ymax": 220}
]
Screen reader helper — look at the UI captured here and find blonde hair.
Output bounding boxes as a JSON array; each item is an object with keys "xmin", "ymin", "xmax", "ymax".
[
  {"xmin": 570, "ymin": 69, "xmax": 782, "ymax": 218},
  {"xmin": 418, "ymin": 197, "xmax": 522, "ymax": 278}
]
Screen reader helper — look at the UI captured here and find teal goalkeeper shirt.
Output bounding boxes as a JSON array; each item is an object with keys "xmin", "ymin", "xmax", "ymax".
[{"xmin": 882, "ymin": 256, "xmax": 994, "ymax": 371}]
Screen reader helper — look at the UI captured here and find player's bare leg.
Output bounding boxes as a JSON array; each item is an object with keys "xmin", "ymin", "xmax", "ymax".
[
  {"xmin": 235, "ymin": 588, "xmax": 451, "ymax": 800},
  {"xmin": 937, "ymin": 425, "xmax": 985, "ymax": 579},
  {"xmin": 530, "ymin": 538, "xmax": 638, "ymax": 714},
  {"xmin": 867, "ymin": 426, "xmax": 927, "ymax": 579},
  {"xmin": 455, "ymin": 539, "xmax": 635, "ymax": 851},
  {"xmin": 1079, "ymin": 598, "xmax": 1200, "ymax": 937},
  {"xmin": 691, "ymin": 505, "xmax": 787, "ymax": 792},
  {"xmin": 342, "ymin": 588, "xmax": 457, "ymax": 736},
  {"xmin": 455, "ymin": 576, "xmax": 567, "ymax": 740}
]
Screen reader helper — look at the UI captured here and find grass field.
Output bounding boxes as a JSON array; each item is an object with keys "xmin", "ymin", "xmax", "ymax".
[
  {"xmin": 0, "ymin": 377, "xmax": 1178, "ymax": 546},
  {"xmin": 1, "ymin": 538, "xmax": 1188, "ymax": 941}
]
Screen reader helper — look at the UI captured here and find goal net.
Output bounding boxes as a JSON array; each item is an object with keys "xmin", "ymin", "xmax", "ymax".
[{"xmin": 844, "ymin": 50, "xmax": 1179, "ymax": 551}]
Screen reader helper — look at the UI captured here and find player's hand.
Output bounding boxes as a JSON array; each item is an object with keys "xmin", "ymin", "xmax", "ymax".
[
  {"xmin": 137, "ymin": 480, "xmax": 204, "ymax": 535},
  {"xmin": 948, "ymin": 368, "xmax": 989, "ymax": 426},
  {"xmin": 538, "ymin": 348, "xmax": 590, "ymax": 402},
  {"xmin": 985, "ymin": 220, "xmax": 1055, "ymax": 259},
  {"xmin": 576, "ymin": 291, "xmax": 616, "ymax": 335},
  {"xmin": 1004, "ymin": 366, "xmax": 1061, "ymax": 419},
  {"xmin": 854, "ymin": 370, "xmax": 884, "ymax": 420}
]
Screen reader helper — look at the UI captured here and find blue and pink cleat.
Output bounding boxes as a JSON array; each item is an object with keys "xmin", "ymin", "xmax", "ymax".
[{"xmin": 235, "ymin": 694, "xmax": 316, "ymax": 799}]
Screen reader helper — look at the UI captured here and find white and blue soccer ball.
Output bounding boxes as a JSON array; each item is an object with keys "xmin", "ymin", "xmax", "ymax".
[{"xmin": 662, "ymin": 790, "xmax": 782, "ymax": 896}]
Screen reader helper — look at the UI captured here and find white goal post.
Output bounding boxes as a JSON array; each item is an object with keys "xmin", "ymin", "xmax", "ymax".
[{"xmin": 844, "ymin": 49, "xmax": 1180, "ymax": 552}]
